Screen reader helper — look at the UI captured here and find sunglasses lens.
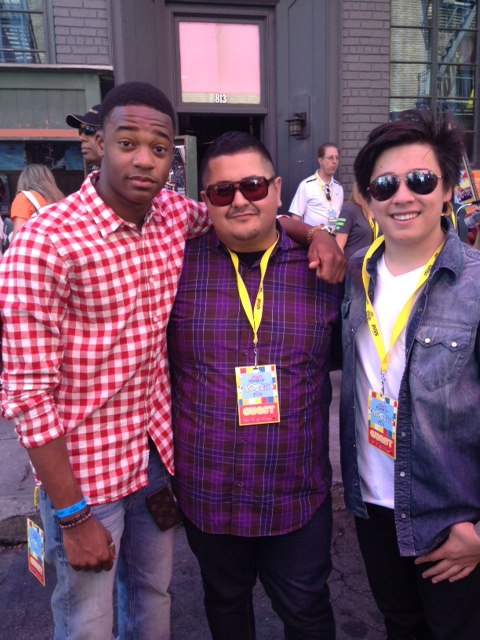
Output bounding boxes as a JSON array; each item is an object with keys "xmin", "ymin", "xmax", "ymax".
[
  {"xmin": 79, "ymin": 126, "xmax": 97, "ymax": 136},
  {"xmin": 369, "ymin": 175, "xmax": 399, "ymax": 201},
  {"xmin": 405, "ymin": 170, "xmax": 438, "ymax": 195},
  {"xmin": 207, "ymin": 184, "xmax": 235, "ymax": 206},
  {"xmin": 239, "ymin": 178, "xmax": 268, "ymax": 202}
]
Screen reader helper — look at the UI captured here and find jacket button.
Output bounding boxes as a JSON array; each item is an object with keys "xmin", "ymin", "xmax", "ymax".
[
  {"xmin": 399, "ymin": 471, "xmax": 406, "ymax": 478},
  {"xmin": 424, "ymin": 337, "xmax": 431, "ymax": 344},
  {"xmin": 451, "ymin": 341, "xmax": 457, "ymax": 348}
]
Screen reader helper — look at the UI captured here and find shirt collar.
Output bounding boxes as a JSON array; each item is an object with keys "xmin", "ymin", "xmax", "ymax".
[
  {"xmin": 316, "ymin": 172, "xmax": 333, "ymax": 187},
  {"xmin": 80, "ymin": 171, "xmax": 165, "ymax": 238},
  {"xmin": 208, "ymin": 220, "xmax": 291, "ymax": 259}
]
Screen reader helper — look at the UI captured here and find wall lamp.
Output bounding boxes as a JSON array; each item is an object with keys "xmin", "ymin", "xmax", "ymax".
[{"xmin": 286, "ymin": 112, "xmax": 307, "ymax": 138}]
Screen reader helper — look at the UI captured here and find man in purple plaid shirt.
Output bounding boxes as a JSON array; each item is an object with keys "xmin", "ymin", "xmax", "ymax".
[{"xmin": 168, "ymin": 131, "xmax": 341, "ymax": 640}]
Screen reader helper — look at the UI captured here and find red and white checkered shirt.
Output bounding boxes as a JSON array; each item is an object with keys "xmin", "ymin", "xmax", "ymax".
[{"xmin": 0, "ymin": 172, "xmax": 209, "ymax": 504}]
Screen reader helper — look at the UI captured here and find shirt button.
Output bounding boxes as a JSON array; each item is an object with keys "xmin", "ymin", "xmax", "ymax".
[
  {"xmin": 399, "ymin": 471, "xmax": 406, "ymax": 478},
  {"xmin": 401, "ymin": 431, "xmax": 406, "ymax": 437},
  {"xmin": 424, "ymin": 337, "xmax": 431, "ymax": 344},
  {"xmin": 451, "ymin": 341, "xmax": 457, "ymax": 348},
  {"xmin": 400, "ymin": 512, "xmax": 406, "ymax": 519}
]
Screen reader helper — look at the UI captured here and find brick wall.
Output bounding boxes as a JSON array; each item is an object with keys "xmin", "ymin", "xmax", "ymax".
[
  {"xmin": 340, "ymin": 0, "xmax": 391, "ymax": 191},
  {"xmin": 52, "ymin": 0, "xmax": 111, "ymax": 65}
]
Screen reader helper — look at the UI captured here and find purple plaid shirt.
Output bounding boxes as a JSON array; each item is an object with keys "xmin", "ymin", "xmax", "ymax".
[{"xmin": 168, "ymin": 226, "xmax": 341, "ymax": 536}]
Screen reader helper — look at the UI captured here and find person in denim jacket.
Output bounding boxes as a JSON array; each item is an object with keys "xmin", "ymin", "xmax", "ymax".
[{"xmin": 340, "ymin": 109, "xmax": 480, "ymax": 640}]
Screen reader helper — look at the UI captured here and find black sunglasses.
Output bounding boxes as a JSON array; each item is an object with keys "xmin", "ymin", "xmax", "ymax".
[
  {"xmin": 78, "ymin": 125, "xmax": 98, "ymax": 137},
  {"xmin": 368, "ymin": 170, "xmax": 442, "ymax": 202},
  {"xmin": 205, "ymin": 176, "xmax": 276, "ymax": 206}
]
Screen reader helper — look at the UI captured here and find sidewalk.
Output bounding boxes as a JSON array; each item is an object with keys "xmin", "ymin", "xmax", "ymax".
[{"xmin": 0, "ymin": 416, "xmax": 40, "ymax": 543}]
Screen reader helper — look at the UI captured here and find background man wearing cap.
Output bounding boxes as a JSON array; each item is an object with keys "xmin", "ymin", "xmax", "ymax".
[{"xmin": 66, "ymin": 104, "xmax": 102, "ymax": 169}]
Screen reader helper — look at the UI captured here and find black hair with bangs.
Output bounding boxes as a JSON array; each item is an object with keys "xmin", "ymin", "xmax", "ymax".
[{"xmin": 354, "ymin": 109, "xmax": 464, "ymax": 199}]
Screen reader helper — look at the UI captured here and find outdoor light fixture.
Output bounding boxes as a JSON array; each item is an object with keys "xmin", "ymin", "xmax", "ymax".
[{"xmin": 286, "ymin": 112, "xmax": 307, "ymax": 138}]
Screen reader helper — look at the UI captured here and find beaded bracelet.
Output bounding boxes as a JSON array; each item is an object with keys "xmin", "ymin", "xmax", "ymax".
[
  {"xmin": 57, "ymin": 505, "xmax": 92, "ymax": 527},
  {"xmin": 58, "ymin": 510, "xmax": 93, "ymax": 530},
  {"xmin": 55, "ymin": 498, "xmax": 88, "ymax": 519}
]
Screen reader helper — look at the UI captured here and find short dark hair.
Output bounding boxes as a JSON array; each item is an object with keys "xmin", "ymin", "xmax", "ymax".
[
  {"xmin": 200, "ymin": 131, "xmax": 275, "ymax": 185},
  {"xmin": 99, "ymin": 81, "xmax": 176, "ymax": 130},
  {"xmin": 317, "ymin": 143, "xmax": 339, "ymax": 158},
  {"xmin": 354, "ymin": 109, "xmax": 464, "ymax": 199}
]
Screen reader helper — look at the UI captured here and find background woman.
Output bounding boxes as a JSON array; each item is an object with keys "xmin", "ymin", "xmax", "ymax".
[
  {"xmin": 10, "ymin": 164, "xmax": 64, "ymax": 239},
  {"xmin": 335, "ymin": 181, "xmax": 375, "ymax": 259}
]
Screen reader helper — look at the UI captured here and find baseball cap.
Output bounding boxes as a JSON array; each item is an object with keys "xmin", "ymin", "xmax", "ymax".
[{"xmin": 66, "ymin": 104, "xmax": 101, "ymax": 129}]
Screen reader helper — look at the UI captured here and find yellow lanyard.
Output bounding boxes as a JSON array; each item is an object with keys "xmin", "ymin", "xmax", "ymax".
[
  {"xmin": 226, "ymin": 234, "xmax": 279, "ymax": 367},
  {"xmin": 362, "ymin": 235, "xmax": 444, "ymax": 391},
  {"xmin": 368, "ymin": 217, "xmax": 380, "ymax": 240},
  {"xmin": 315, "ymin": 174, "xmax": 331, "ymax": 196}
]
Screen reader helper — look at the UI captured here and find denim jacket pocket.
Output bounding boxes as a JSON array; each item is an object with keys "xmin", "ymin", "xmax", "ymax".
[{"xmin": 411, "ymin": 323, "xmax": 473, "ymax": 391}]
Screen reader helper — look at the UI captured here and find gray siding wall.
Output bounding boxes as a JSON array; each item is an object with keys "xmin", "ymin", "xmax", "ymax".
[
  {"xmin": 340, "ymin": 0, "xmax": 391, "ymax": 191},
  {"xmin": 52, "ymin": 0, "xmax": 112, "ymax": 65}
]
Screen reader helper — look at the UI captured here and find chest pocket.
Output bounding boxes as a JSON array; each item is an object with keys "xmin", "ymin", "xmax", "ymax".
[{"xmin": 410, "ymin": 323, "xmax": 473, "ymax": 391}]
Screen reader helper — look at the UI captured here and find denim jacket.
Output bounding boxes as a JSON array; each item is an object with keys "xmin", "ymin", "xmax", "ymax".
[{"xmin": 340, "ymin": 225, "xmax": 480, "ymax": 556}]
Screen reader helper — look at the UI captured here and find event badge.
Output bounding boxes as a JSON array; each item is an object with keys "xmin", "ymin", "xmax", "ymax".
[
  {"xmin": 27, "ymin": 517, "xmax": 46, "ymax": 586},
  {"xmin": 235, "ymin": 364, "xmax": 280, "ymax": 426},
  {"xmin": 367, "ymin": 389, "xmax": 398, "ymax": 459},
  {"xmin": 327, "ymin": 209, "xmax": 337, "ymax": 230}
]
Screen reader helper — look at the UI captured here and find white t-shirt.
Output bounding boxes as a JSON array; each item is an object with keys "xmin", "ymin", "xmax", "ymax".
[
  {"xmin": 355, "ymin": 255, "xmax": 425, "ymax": 508},
  {"xmin": 289, "ymin": 173, "xmax": 343, "ymax": 227}
]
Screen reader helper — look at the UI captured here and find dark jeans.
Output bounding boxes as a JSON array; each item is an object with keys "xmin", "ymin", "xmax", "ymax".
[
  {"xmin": 182, "ymin": 494, "xmax": 335, "ymax": 640},
  {"xmin": 355, "ymin": 503, "xmax": 480, "ymax": 640}
]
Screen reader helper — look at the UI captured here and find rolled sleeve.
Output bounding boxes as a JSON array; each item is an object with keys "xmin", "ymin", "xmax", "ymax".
[{"xmin": 1, "ymin": 228, "xmax": 68, "ymax": 446}]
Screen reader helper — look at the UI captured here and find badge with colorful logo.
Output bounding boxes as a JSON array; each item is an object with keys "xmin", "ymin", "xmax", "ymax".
[
  {"xmin": 235, "ymin": 364, "xmax": 280, "ymax": 426},
  {"xmin": 367, "ymin": 389, "xmax": 398, "ymax": 459},
  {"xmin": 27, "ymin": 517, "xmax": 46, "ymax": 586}
]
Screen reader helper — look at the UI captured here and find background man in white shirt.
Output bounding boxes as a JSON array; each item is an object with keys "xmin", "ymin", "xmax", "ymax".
[{"xmin": 289, "ymin": 143, "xmax": 343, "ymax": 230}]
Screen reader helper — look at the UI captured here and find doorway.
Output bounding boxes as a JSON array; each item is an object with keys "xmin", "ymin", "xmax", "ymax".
[{"xmin": 178, "ymin": 114, "xmax": 263, "ymax": 192}]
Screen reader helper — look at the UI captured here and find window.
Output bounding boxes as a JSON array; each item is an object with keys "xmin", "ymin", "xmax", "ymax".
[
  {"xmin": 390, "ymin": 0, "xmax": 478, "ymax": 158},
  {"xmin": 0, "ymin": 0, "xmax": 46, "ymax": 63},
  {"xmin": 170, "ymin": 7, "xmax": 271, "ymax": 114},
  {"xmin": 178, "ymin": 21, "xmax": 261, "ymax": 105}
]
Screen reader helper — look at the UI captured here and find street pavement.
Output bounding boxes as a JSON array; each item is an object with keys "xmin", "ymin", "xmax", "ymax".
[{"xmin": 0, "ymin": 372, "xmax": 386, "ymax": 639}]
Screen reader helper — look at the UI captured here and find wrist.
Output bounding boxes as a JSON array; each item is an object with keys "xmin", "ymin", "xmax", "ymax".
[
  {"xmin": 58, "ymin": 505, "xmax": 92, "ymax": 529},
  {"xmin": 55, "ymin": 498, "xmax": 88, "ymax": 519},
  {"xmin": 306, "ymin": 225, "xmax": 336, "ymax": 244}
]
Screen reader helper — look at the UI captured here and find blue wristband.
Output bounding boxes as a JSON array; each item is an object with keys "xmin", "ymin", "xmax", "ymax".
[{"xmin": 55, "ymin": 498, "xmax": 88, "ymax": 519}]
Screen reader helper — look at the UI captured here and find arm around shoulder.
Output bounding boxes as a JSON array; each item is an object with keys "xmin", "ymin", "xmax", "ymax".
[{"xmin": 278, "ymin": 216, "xmax": 346, "ymax": 284}]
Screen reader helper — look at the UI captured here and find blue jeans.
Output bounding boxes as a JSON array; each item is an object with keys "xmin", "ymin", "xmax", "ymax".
[
  {"xmin": 39, "ymin": 446, "xmax": 176, "ymax": 640},
  {"xmin": 183, "ymin": 494, "xmax": 335, "ymax": 640}
]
